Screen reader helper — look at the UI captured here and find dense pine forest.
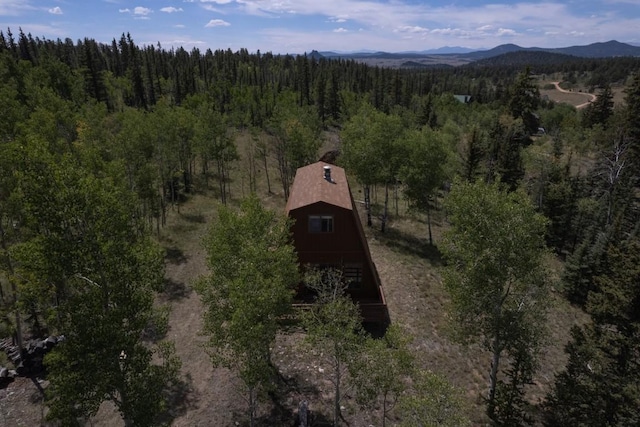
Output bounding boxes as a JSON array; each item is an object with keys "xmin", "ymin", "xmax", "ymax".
[{"xmin": 1, "ymin": 29, "xmax": 640, "ymax": 426}]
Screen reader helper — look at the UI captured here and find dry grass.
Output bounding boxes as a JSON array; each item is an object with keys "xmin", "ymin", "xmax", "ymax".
[
  {"xmin": 4, "ymin": 129, "xmax": 588, "ymax": 426},
  {"xmin": 539, "ymin": 77, "xmax": 628, "ymax": 109},
  {"xmin": 540, "ymin": 88, "xmax": 594, "ymax": 108}
]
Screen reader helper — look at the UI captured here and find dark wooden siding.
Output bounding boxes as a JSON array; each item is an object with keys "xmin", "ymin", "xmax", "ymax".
[{"xmin": 289, "ymin": 201, "xmax": 380, "ymax": 300}]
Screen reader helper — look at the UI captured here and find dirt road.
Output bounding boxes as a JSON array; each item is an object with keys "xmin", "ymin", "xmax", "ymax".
[{"xmin": 551, "ymin": 81, "xmax": 596, "ymax": 109}]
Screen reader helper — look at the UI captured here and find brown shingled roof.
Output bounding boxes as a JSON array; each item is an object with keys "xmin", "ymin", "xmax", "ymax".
[{"xmin": 285, "ymin": 162, "xmax": 353, "ymax": 213}]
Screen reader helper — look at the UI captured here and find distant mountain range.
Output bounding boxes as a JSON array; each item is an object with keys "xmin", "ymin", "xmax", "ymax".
[{"xmin": 311, "ymin": 40, "xmax": 640, "ymax": 68}]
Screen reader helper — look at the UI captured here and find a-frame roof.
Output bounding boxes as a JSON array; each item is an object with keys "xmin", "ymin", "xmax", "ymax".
[{"xmin": 285, "ymin": 162, "xmax": 353, "ymax": 213}]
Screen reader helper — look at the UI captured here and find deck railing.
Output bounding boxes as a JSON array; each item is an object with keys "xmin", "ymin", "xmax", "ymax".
[{"xmin": 292, "ymin": 284, "xmax": 389, "ymax": 325}]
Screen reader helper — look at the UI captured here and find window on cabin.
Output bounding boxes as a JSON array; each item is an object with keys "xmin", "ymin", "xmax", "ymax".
[{"xmin": 309, "ymin": 215, "xmax": 333, "ymax": 233}]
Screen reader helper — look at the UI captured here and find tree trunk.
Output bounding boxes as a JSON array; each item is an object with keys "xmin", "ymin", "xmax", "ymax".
[
  {"xmin": 381, "ymin": 184, "xmax": 389, "ymax": 233},
  {"xmin": 487, "ymin": 336, "xmax": 502, "ymax": 421},
  {"xmin": 394, "ymin": 181, "xmax": 399, "ymax": 216},
  {"xmin": 217, "ymin": 159, "xmax": 226, "ymax": 205},
  {"xmin": 225, "ymin": 165, "xmax": 232, "ymax": 202},
  {"xmin": 0, "ymin": 218, "xmax": 23, "ymax": 350},
  {"xmin": 426, "ymin": 198, "xmax": 433, "ymax": 246},
  {"xmin": 334, "ymin": 355, "xmax": 341, "ymax": 427},
  {"xmin": 249, "ymin": 386, "xmax": 256, "ymax": 427},
  {"xmin": 364, "ymin": 185, "xmax": 372, "ymax": 227},
  {"xmin": 382, "ymin": 392, "xmax": 388, "ymax": 427},
  {"xmin": 202, "ymin": 156, "xmax": 209, "ymax": 188},
  {"xmin": 263, "ymin": 153, "xmax": 272, "ymax": 194}
]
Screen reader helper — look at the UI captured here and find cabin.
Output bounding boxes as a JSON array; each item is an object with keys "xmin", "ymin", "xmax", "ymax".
[
  {"xmin": 285, "ymin": 161, "xmax": 389, "ymax": 324},
  {"xmin": 453, "ymin": 94, "xmax": 473, "ymax": 104}
]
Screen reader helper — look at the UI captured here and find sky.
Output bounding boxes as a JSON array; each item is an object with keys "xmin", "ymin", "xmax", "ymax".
[{"xmin": 1, "ymin": 0, "xmax": 640, "ymax": 54}]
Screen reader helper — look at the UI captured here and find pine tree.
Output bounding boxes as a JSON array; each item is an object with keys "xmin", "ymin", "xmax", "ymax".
[
  {"xmin": 508, "ymin": 67, "xmax": 540, "ymax": 134},
  {"xmin": 624, "ymin": 72, "xmax": 640, "ymax": 171},
  {"xmin": 545, "ymin": 237, "xmax": 640, "ymax": 426},
  {"xmin": 582, "ymin": 84, "xmax": 614, "ymax": 129}
]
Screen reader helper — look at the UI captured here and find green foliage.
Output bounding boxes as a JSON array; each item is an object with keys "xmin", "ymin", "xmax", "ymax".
[
  {"xmin": 341, "ymin": 103, "xmax": 409, "ymax": 230},
  {"xmin": 267, "ymin": 93, "xmax": 322, "ymax": 199},
  {"xmin": 341, "ymin": 103, "xmax": 408, "ymax": 187},
  {"xmin": 623, "ymin": 72, "xmax": 640, "ymax": 170},
  {"xmin": 193, "ymin": 101, "xmax": 238, "ymax": 203},
  {"xmin": 507, "ymin": 67, "xmax": 541, "ymax": 134},
  {"xmin": 442, "ymin": 180, "xmax": 549, "ymax": 337},
  {"xmin": 4, "ymin": 29, "xmax": 640, "ymax": 426},
  {"xmin": 350, "ymin": 324, "xmax": 415, "ymax": 426},
  {"xmin": 486, "ymin": 115, "xmax": 528, "ymax": 191},
  {"xmin": 399, "ymin": 370, "xmax": 471, "ymax": 427},
  {"xmin": 582, "ymin": 84, "xmax": 614, "ymax": 129},
  {"xmin": 545, "ymin": 238, "xmax": 640, "ymax": 426},
  {"xmin": 624, "ymin": 72, "xmax": 640, "ymax": 132},
  {"xmin": 195, "ymin": 195, "xmax": 299, "ymax": 425},
  {"xmin": 401, "ymin": 127, "xmax": 450, "ymax": 211},
  {"xmin": 441, "ymin": 179, "xmax": 549, "ymax": 422},
  {"xmin": 7, "ymin": 145, "xmax": 175, "ymax": 425},
  {"xmin": 460, "ymin": 126, "xmax": 485, "ymax": 182},
  {"xmin": 302, "ymin": 268, "xmax": 366, "ymax": 427},
  {"xmin": 538, "ymin": 102, "xmax": 578, "ymax": 137},
  {"xmin": 562, "ymin": 227, "xmax": 610, "ymax": 305}
]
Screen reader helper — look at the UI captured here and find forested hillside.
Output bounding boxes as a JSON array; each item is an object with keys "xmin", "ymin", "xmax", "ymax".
[{"xmin": 1, "ymin": 29, "xmax": 639, "ymax": 425}]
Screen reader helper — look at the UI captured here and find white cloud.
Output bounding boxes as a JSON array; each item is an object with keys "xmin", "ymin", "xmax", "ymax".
[
  {"xmin": 395, "ymin": 25, "xmax": 429, "ymax": 34},
  {"xmin": 430, "ymin": 28, "xmax": 472, "ymax": 37},
  {"xmin": 174, "ymin": 24, "xmax": 186, "ymax": 28},
  {"xmin": 133, "ymin": 6, "xmax": 152, "ymax": 16},
  {"xmin": 497, "ymin": 28, "xmax": 517, "ymax": 37},
  {"xmin": 48, "ymin": 6, "xmax": 63, "ymax": 15},
  {"xmin": 0, "ymin": 0, "xmax": 36, "ymax": 16},
  {"xmin": 227, "ymin": 0, "xmax": 626, "ymax": 49},
  {"xmin": 4, "ymin": 0, "xmax": 640, "ymax": 54},
  {"xmin": 205, "ymin": 19, "xmax": 230, "ymax": 27},
  {"xmin": 202, "ymin": 4, "xmax": 223, "ymax": 12}
]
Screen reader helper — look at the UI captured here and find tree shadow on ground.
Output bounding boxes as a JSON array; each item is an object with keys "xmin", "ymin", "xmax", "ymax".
[
  {"xmin": 165, "ymin": 246, "xmax": 188, "ymax": 265},
  {"xmin": 363, "ymin": 321, "xmax": 388, "ymax": 338},
  {"xmin": 156, "ymin": 373, "xmax": 198, "ymax": 425},
  {"xmin": 178, "ymin": 212, "xmax": 207, "ymax": 224},
  {"xmin": 371, "ymin": 226, "xmax": 443, "ymax": 264},
  {"xmin": 252, "ymin": 371, "xmax": 333, "ymax": 427},
  {"xmin": 162, "ymin": 278, "xmax": 192, "ymax": 301}
]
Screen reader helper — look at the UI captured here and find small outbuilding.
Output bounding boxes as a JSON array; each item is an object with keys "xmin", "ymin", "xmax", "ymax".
[{"xmin": 285, "ymin": 161, "xmax": 388, "ymax": 324}]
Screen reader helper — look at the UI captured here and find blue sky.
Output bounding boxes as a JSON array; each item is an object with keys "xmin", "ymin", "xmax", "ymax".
[{"xmin": 1, "ymin": 0, "xmax": 640, "ymax": 54}]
